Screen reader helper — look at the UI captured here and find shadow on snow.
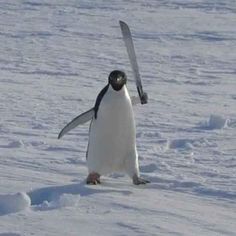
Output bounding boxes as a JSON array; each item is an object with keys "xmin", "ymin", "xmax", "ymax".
[{"xmin": 28, "ymin": 181, "xmax": 132, "ymax": 206}]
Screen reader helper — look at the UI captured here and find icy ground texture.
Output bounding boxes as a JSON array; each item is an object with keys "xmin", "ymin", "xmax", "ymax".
[{"xmin": 0, "ymin": 0, "xmax": 236, "ymax": 235}]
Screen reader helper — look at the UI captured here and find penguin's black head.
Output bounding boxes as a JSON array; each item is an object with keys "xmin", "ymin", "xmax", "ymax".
[{"xmin": 108, "ymin": 70, "xmax": 127, "ymax": 91}]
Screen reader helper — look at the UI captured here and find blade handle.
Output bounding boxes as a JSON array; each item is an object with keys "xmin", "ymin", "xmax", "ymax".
[{"xmin": 137, "ymin": 86, "xmax": 148, "ymax": 104}]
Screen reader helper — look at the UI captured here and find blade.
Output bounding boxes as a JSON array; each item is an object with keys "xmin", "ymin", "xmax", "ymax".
[
  {"xmin": 119, "ymin": 20, "xmax": 148, "ymax": 104},
  {"xmin": 58, "ymin": 108, "xmax": 94, "ymax": 139}
]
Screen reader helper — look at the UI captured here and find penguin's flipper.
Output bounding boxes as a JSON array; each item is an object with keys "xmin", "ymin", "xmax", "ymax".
[{"xmin": 58, "ymin": 108, "xmax": 94, "ymax": 139}]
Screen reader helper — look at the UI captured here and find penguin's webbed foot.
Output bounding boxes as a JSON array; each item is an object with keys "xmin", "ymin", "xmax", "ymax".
[
  {"xmin": 133, "ymin": 174, "xmax": 150, "ymax": 185},
  {"xmin": 86, "ymin": 172, "xmax": 101, "ymax": 185}
]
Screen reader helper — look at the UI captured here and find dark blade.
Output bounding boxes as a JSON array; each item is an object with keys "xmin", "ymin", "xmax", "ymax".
[{"xmin": 119, "ymin": 21, "xmax": 148, "ymax": 104}]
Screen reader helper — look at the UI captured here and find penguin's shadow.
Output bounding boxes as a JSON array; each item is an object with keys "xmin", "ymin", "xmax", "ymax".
[{"xmin": 28, "ymin": 181, "xmax": 132, "ymax": 206}]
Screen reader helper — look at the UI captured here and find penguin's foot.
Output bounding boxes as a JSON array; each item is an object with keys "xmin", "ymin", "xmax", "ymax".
[
  {"xmin": 86, "ymin": 172, "xmax": 101, "ymax": 185},
  {"xmin": 133, "ymin": 174, "xmax": 150, "ymax": 185}
]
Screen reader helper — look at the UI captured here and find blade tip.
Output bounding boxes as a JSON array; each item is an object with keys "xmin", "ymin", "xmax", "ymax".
[{"xmin": 119, "ymin": 20, "xmax": 126, "ymax": 27}]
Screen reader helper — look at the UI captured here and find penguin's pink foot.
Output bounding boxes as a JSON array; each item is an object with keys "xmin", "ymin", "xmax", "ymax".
[
  {"xmin": 133, "ymin": 174, "xmax": 150, "ymax": 185},
  {"xmin": 86, "ymin": 172, "xmax": 101, "ymax": 185}
]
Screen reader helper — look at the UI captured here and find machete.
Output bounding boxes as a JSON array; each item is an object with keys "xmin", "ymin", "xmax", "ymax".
[{"xmin": 119, "ymin": 21, "xmax": 148, "ymax": 104}]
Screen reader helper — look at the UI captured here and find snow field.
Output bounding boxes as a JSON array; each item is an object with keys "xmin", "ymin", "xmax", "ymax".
[{"xmin": 0, "ymin": 0, "xmax": 236, "ymax": 235}]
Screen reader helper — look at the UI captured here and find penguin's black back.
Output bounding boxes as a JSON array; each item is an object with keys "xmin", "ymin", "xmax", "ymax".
[{"xmin": 94, "ymin": 84, "xmax": 109, "ymax": 119}]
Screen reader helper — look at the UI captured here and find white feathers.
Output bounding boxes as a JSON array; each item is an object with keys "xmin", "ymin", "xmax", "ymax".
[{"xmin": 87, "ymin": 85, "xmax": 139, "ymax": 177}]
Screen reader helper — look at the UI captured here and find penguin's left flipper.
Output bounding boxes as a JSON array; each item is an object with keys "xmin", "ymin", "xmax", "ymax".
[
  {"xmin": 133, "ymin": 174, "xmax": 150, "ymax": 185},
  {"xmin": 58, "ymin": 108, "xmax": 94, "ymax": 139}
]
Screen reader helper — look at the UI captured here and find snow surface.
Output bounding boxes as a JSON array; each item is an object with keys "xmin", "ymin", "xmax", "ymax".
[{"xmin": 0, "ymin": 0, "xmax": 236, "ymax": 235}]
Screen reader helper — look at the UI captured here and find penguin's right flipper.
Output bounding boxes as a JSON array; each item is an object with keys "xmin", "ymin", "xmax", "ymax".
[{"xmin": 58, "ymin": 108, "xmax": 94, "ymax": 139}]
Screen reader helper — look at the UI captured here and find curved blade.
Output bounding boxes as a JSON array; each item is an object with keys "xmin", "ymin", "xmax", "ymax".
[
  {"xmin": 58, "ymin": 108, "xmax": 94, "ymax": 139},
  {"xmin": 119, "ymin": 21, "xmax": 148, "ymax": 104}
]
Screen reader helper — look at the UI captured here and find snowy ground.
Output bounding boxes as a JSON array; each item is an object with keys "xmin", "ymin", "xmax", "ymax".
[{"xmin": 0, "ymin": 0, "xmax": 236, "ymax": 235}]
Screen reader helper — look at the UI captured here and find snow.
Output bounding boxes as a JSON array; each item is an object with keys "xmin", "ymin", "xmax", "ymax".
[
  {"xmin": 0, "ymin": 193, "xmax": 31, "ymax": 215},
  {"xmin": 0, "ymin": 0, "xmax": 236, "ymax": 235},
  {"xmin": 200, "ymin": 114, "xmax": 229, "ymax": 130},
  {"xmin": 33, "ymin": 193, "xmax": 80, "ymax": 211}
]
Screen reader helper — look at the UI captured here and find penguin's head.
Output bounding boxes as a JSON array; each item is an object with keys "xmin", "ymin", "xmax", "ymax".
[{"xmin": 108, "ymin": 70, "xmax": 127, "ymax": 91}]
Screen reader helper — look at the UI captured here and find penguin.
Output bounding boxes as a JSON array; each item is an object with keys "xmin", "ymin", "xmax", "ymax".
[{"xmin": 58, "ymin": 70, "xmax": 149, "ymax": 185}]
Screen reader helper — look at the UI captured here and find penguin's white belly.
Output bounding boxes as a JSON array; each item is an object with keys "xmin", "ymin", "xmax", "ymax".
[{"xmin": 87, "ymin": 86, "xmax": 137, "ymax": 175}]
